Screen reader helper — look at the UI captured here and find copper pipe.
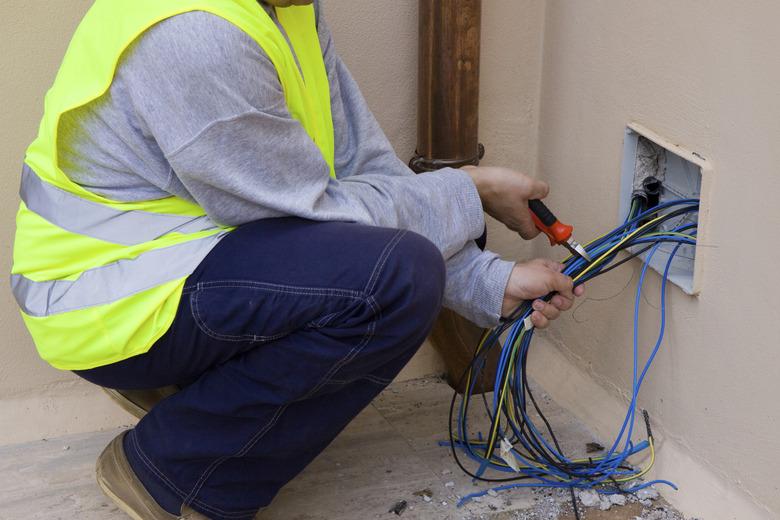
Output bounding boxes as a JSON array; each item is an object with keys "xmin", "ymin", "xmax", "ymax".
[
  {"xmin": 410, "ymin": 0, "xmax": 484, "ymax": 172},
  {"xmin": 411, "ymin": 0, "xmax": 497, "ymax": 394}
]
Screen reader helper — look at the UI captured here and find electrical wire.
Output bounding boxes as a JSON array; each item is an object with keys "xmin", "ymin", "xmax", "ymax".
[{"xmin": 445, "ymin": 196, "xmax": 699, "ymax": 511}]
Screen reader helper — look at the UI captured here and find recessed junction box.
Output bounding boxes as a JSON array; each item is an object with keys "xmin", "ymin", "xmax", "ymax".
[{"xmin": 618, "ymin": 123, "xmax": 712, "ymax": 295}]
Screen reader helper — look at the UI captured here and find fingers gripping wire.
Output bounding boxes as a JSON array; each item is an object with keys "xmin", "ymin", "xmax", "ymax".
[{"xmin": 447, "ymin": 197, "xmax": 698, "ymax": 508}]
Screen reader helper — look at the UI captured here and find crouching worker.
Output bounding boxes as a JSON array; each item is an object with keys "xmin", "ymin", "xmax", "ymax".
[{"xmin": 10, "ymin": 0, "xmax": 583, "ymax": 518}]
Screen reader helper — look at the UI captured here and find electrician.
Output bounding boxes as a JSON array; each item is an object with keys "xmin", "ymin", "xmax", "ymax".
[{"xmin": 11, "ymin": 0, "xmax": 583, "ymax": 518}]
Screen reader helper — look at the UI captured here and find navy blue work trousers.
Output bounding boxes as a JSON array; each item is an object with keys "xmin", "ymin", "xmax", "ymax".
[{"xmin": 75, "ymin": 218, "xmax": 446, "ymax": 519}]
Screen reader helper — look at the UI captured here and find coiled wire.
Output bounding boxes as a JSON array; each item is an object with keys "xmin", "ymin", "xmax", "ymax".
[{"xmin": 448, "ymin": 197, "xmax": 699, "ymax": 510}]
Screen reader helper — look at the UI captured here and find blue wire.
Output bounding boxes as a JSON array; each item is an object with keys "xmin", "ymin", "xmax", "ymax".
[{"xmin": 452, "ymin": 201, "xmax": 699, "ymax": 506}]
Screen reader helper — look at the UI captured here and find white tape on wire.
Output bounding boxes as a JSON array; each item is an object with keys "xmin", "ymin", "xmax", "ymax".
[
  {"xmin": 523, "ymin": 316, "xmax": 534, "ymax": 331},
  {"xmin": 500, "ymin": 437, "xmax": 522, "ymax": 472}
]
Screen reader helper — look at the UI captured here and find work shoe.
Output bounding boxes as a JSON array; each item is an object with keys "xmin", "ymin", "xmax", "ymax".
[
  {"xmin": 96, "ymin": 432, "xmax": 207, "ymax": 519},
  {"xmin": 103, "ymin": 386, "xmax": 180, "ymax": 419}
]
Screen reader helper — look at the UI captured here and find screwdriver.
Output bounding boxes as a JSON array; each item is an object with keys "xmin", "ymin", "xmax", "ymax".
[{"xmin": 528, "ymin": 199, "xmax": 592, "ymax": 262}]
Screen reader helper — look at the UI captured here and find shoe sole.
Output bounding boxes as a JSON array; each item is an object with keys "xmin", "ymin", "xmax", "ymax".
[
  {"xmin": 96, "ymin": 433, "xmax": 178, "ymax": 520},
  {"xmin": 96, "ymin": 440, "xmax": 148, "ymax": 520},
  {"xmin": 97, "ymin": 469, "xmax": 147, "ymax": 520},
  {"xmin": 102, "ymin": 388, "xmax": 148, "ymax": 420}
]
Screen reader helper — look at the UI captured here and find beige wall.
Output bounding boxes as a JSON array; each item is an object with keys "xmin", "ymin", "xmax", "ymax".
[
  {"xmin": 533, "ymin": 1, "xmax": 780, "ymax": 517},
  {"xmin": 0, "ymin": 0, "xmax": 93, "ymax": 394},
  {"xmin": 9, "ymin": 2, "xmax": 775, "ymax": 518},
  {"xmin": 0, "ymin": 0, "xmax": 133, "ymax": 442},
  {"xmin": 0, "ymin": 0, "xmax": 544, "ymax": 442}
]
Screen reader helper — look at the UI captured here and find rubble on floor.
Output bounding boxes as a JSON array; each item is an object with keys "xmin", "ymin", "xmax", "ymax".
[{"xmin": 0, "ymin": 377, "xmax": 699, "ymax": 520}]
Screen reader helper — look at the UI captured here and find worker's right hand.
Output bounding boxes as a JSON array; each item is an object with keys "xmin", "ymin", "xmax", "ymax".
[
  {"xmin": 501, "ymin": 258, "xmax": 584, "ymax": 328},
  {"xmin": 462, "ymin": 165, "xmax": 549, "ymax": 239}
]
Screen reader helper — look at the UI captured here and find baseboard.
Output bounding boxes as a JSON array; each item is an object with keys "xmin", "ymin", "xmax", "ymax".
[
  {"xmin": 0, "ymin": 378, "xmax": 134, "ymax": 446},
  {"xmin": 528, "ymin": 335, "xmax": 773, "ymax": 520}
]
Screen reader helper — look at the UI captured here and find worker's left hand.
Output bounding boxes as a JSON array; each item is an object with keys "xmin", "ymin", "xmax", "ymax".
[
  {"xmin": 501, "ymin": 258, "xmax": 585, "ymax": 328},
  {"xmin": 462, "ymin": 165, "xmax": 549, "ymax": 239}
]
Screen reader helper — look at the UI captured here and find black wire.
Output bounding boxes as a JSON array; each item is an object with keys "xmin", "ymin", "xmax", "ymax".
[
  {"xmin": 447, "ymin": 334, "xmax": 535, "ymax": 483},
  {"xmin": 447, "ymin": 199, "xmax": 698, "ymax": 494},
  {"xmin": 571, "ymin": 487, "xmax": 581, "ymax": 520},
  {"xmin": 501, "ymin": 203, "xmax": 698, "ymax": 323}
]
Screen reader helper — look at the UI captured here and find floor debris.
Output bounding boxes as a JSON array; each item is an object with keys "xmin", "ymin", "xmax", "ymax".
[
  {"xmin": 0, "ymin": 377, "xmax": 698, "ymax": 520},
  {"xmin": 635, "ymin": 487, "xmax": 660, "ymax": 501},
  {"xmin": 609, "ymin": 493, "xmax": 628, "ymax": 506},
  {"xmin": 578, "ymin": 489, "xmax": 601, "ymax": 507},
  {"xmin": 511, "ymin": 488, "xmax": 568, "ymax": 519},
  {"xmin": 412, "ymin": 488, "xmax": 433, "ymax": 501},
  {"xmin": 638, "ymin": 506, "xmax": 691, "ymax": 520},
  {"xmin": 389, "ymin": 500, "xmax": 407, "ymax": 515},
  {"xmin": 586, "ymin": 442, "xmax": 605, "ymax": 453}
]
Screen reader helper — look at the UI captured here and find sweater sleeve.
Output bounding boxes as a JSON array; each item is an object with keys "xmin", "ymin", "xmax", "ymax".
[
  {"xmin": 442, "ymin": 242, "xmax": 515, "ymax": 327},
  {"xmin": 116, "ymin": 9, "xmax": 510, "ymax": 324},
  {"xmin": 114, "ymin": 11, "xmax": 484, "ymax": 260},
  {"xmin": 316, "ymin": 15, "xmax": 515, "ymax": 326}
]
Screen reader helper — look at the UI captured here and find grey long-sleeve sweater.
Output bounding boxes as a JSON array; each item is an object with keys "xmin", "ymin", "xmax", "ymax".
[{"xmin": 56, "ymin": 3, "xmax": 515, "ymax": 327}]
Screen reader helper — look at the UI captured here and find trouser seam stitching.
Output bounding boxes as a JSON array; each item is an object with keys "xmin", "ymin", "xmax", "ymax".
[
  {"xmin": 307, "ymin": 310, "xmax": 341, "ymax": 329},
  {"xmin": 152, "ymin": 225, "xmax": 405, "ymax": 514},
  {"xmin": 193, "ymin": 280, "xmax": 364, "ymax": 298},
  {"xmin": 297, "ymin": 312, "xmax": 377, "ymax": 403},
  {"xmin": 181, "ymin": 405, "xmax": 281, "ymax": 511},
  {"xmin": 128, "ymin": 430, "xmax": 189, "ymax": 501},
  {"xmin": 327, "ymin": 374, "xmax": 393, "ymax": 385},
  {"xmin": 363, "ymin": 229, "xmax": 406, "ymax": 295},
  {"xmin": 190, "ymin": 288, "xmax": 362, "ymax": 342},
  {"xmin": 189, "ymin": 498, "xmax": 262, "ymax": 518},
  {"xmin": 183, "ymin": 305, "xmax": 379, "ymax": 511},
  {"xmin": 191, "ymin": 291, "xmax": 291, "ymax": 343}
]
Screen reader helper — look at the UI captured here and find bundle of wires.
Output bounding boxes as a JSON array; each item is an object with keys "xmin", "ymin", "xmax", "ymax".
[{"xmin": 447, "ymin": 195, "xmax": 700, "ymax": 515}]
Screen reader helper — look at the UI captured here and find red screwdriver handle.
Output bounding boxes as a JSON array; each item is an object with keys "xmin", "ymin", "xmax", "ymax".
[{"xmin": 528, "ymin": 199, "xmax": 573, "ymax": 246}]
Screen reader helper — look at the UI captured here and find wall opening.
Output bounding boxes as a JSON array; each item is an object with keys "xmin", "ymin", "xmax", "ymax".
[{"xmin": 618, "ymin": 124, "xmax": 708, "ymax": 295}]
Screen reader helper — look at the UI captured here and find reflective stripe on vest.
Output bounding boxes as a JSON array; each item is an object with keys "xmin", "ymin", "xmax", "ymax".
[
  {"xmin": 12, "ymin": 233, "xmax": 226, "ymax": 317},
  {"xmin": 12, "ymin": 0, "xmax": 335, "ymax": 370},
  {"xmin": 20, "ymin": 165, "xmax": 221, "ymax": 246}
]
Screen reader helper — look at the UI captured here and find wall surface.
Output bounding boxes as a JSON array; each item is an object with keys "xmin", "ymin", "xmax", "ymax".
[
  {"xmin": 0, "ymin": 0, "xmax": 545, "ymax": 443},
  {"xmin": 2, "ymin": 1, "xmax": 776, "ymax": 519},
  {"xmin": 533, "ymin": 1, "xmax": 780, "ymax": 518},
  {"xmin": 0, "ymin": 0, "xmax": 133, "ymax": 444},
  {"xmin": 0, "ymin": 0, "xmax": 93, "ymax": 395}
]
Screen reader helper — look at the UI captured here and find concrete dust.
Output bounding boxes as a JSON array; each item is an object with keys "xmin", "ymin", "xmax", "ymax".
[
  {"xmin": 457, "ymin": 486, "xmax": 699, "ymax": 520},
  {"xmin": 0, "ymin": 377, "xmax": 701, "ymax": 520}
]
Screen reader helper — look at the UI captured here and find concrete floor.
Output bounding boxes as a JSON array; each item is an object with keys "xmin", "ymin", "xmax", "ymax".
[{"xmin": 0, "ymin": 378, "xmax": 692, "ymax": 520}]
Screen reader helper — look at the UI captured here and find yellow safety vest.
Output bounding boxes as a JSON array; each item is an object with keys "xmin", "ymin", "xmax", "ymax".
[{"xmin": 11, "ymin": 0, "xmax": 335, "ymax": 370}]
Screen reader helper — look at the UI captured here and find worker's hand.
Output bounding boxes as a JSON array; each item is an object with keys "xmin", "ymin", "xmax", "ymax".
[
  {"xmin": 462, "ymin": 165, "xmax": 549, "ymax": 239},
  {"xmin": 501, "ymin": 259, "xmax": 585, "ymax": 328}
]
